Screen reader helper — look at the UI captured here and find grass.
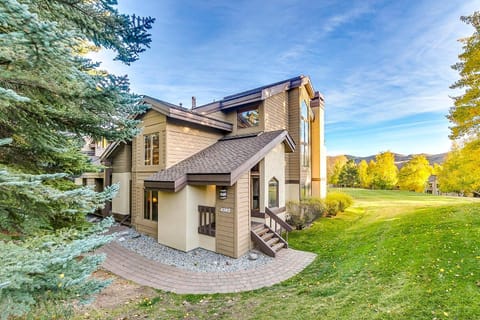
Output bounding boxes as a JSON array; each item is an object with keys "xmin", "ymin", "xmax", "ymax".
[{"xmin": 75, "ymin": 189, "xmax": 480, "ymax": 319}]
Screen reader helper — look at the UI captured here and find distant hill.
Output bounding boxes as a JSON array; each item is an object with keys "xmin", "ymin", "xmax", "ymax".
[{"xmin": 331, "ymin": 152, "xmax": 447, "ymax": 169}]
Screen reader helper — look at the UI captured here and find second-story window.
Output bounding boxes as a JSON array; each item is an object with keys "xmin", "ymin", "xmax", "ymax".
[
  {"xmin": 144, "ymin": 133, "xmax": 159, "ymax": 165},
  {"xmin": 237, "ymin": 106, "xmax": 259, "ymax": 128},
  {"xmin": 300, "ymin": 101, "xmax": 310, "ymax": 168}
]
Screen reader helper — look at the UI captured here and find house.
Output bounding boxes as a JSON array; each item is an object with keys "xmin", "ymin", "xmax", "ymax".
[
  {"xmin": 100, "ymin": 75, "xmax": 327, "ymax": 258},
  {"xmin": 425, "ymin": 175, "xmax": 439, "ymax": 195}
]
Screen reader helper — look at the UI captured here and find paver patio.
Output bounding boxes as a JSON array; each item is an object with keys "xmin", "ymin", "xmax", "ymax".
[{"xmin": 98, "ymin": 241, "xmax": 316, "ymax": 294}]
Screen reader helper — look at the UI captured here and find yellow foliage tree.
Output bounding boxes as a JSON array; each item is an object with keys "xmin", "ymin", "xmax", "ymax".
[
  {"xmin": 358, "ymin": 160, "xmax": 371, "ymax": 188},
  {"xmin": 371, "ymin": 151, "xmax": 398, "ymax": 189},
  {"xmin": 327, "ymin": 155, "xmax": 348, "ymax": 185},
  {"xmin": 438, "ymin": 140, "xmax": 480, "ymax": 195},
  {"xmin": 398, "ymin": 155, "xmax": 432, "ymax": 192}
]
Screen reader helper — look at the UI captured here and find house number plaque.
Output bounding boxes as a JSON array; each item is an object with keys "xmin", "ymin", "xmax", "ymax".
[{"xmin": 220, "ymin": 207, "xmax": 232, "ymax": 213}]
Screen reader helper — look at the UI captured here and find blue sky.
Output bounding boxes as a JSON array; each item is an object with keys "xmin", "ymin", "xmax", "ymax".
[{"xmin": 94, "ymin": 0, "xmax": 479, "ymax": 156}]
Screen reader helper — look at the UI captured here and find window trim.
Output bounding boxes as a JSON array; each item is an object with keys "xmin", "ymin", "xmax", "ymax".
[
  {"xmin": 144, "ymin": 132, "xmax": 160, "ymax": 166},
  {"xmin": 300, "ymin": 101, "xmax": 311, "ymax": 168},
  {"xmin": 144, "ymin": 190, "xmax": 158, "ymax": 222},
  {"xmin": 237, "ymin": 106, "xmax": 260, "ymax": 129}
]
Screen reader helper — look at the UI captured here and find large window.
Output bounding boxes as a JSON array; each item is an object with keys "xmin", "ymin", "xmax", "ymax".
[
  {"xmin": 144, "ymin": 190, "xmax": 158, "ymax": 221},
  {"xmin": 237, "ymin": 106, "xmax": 259, "ymax": 128},
  {"xmin": 268, "ymin": 177, "xmax": 279, "ymax": 208},
  {"xmin": 144, "ymin": 133, "xmax": 159, "ymax": 165},
  {"xmin": 300, "ymin": 101, "xmax": 311, "ymax": 168}
]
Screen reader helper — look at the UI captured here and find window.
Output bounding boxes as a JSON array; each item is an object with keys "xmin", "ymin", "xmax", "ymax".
[
  {"xmin": 237, "ymin": 106, "xmax": 259, "ymax": 128},
  {"xmin": 300, "ymin": 101, "xmax": 311, "ymax": 168},
  {"xmin": 268, "ymin": 178, "xmax": 279, "ymax": 208},
  {"xmin": 251, "ymin": 164, "xmax": 260, "ymax": 211},
  {"xmin": 198, "ymin": 205, "xmax": 215, "ymax": 236},
  {"xmin": 144, "ymin": 190, "xmax": 158, "ymax": 221},
  {"xmin": 144, "ymin": 133, "xmax": 159, "ymax": 165}
]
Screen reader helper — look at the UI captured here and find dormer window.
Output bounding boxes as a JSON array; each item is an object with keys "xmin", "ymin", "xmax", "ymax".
[
  {"xmin": 237, "ymin": 106, "xmax": 259, "ymax": 128},
  {"xmin": 144, "ymin": 133, "xmax": 159, "ymax": 165}
]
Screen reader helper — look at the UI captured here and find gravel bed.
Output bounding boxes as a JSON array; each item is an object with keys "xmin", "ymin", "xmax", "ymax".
[{"xmin": 114, "ymin": 227, "xmax": 274, "ymax": 273}]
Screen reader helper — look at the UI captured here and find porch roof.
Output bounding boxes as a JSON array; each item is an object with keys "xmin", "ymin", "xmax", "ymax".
[{"xmin": 144, "ymin": 130, "xmax": 295, "ymax": 192}]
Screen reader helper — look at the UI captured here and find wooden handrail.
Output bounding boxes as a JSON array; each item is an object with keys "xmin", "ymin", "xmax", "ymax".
[{"xmin": 265, "ymin": 207, "xmax": 293, "ymax": 232}]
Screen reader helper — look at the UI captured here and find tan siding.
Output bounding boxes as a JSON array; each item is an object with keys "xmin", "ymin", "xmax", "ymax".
[
  {"xmin": 142, "ymin": 110, "xmax": 166, "ymax": 128},
  {"xmin": 133, "ymin": 110, "xmax": 166, "ymax": 172},
  {"xmin": 264, "ymin": 92, "xmax": 287, "ymax": 131},
  {"xmin": 286, "ymin": 88, "xmax": 300, "ymax": 181},
  {"xmin": 215, "ymin": 185, "xmax": 236, "ymax": 257},
  {"xmin": 166, "ymin": 122, "xmax": 222, "ymax": 167},
  {"xmin": 111, "ymin": 144, "xmax": 132, "ymax": 173},
  {"xmin": 199, "ymin": 110, "xmax": 229, "ymax": 122},
  {"xmin": 235, "ymin": 173, "xmax": 250, "ymax": 257},
  {"xmin": 131, "ymin": 110, "xmax": 166, "ymax": 239}
]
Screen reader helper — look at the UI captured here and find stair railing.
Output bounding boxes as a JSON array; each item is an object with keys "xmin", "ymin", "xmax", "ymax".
[{"xmin": 265, "ymin": 207, "xmax": 293, "ymax": 243}]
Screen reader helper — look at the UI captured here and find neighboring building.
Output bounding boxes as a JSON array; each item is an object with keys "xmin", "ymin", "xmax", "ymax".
[
  {"xmin": 100, "ymin": 75, "xmax": 326, "ymax": 258},
  {"xmin": 425, "ymin": 175, "xmax": 439, "ymax": 195}
]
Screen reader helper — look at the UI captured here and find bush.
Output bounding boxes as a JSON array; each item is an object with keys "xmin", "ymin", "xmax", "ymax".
[
  {"xmin": 324, "ymin": 199, "xmax": 340, "ymax": 217},
  {"xmin": 325, "ymin": 192, "xmax": 353, "ymax": 216},
  {"xmin": 286, "ymin": 197, "xmax": 325, "ymax": 229}
]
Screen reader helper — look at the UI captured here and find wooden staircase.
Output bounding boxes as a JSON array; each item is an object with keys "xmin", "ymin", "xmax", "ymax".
[
  {"xmin": 251, "ymin": 224, "xmax": 288, "ymax": 257},
  {"xmin": 251, "ymin": 207, "xmax": 294, "ymax": 257}
]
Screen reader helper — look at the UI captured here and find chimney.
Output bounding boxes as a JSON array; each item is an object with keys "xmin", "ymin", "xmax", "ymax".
[{"xmin": 192, "ymin": 96, "xmax": 196, "ymax": 109}]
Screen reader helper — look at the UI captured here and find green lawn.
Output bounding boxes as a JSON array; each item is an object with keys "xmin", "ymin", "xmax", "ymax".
[{"xmin": 77, "ymin": 189, "xmax": 480, "ymax": 319}]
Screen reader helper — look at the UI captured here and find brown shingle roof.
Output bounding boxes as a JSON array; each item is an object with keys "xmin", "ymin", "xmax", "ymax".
[{"xmin": 144, "ymin": 130, "xmax": 295, "ymax": 191}]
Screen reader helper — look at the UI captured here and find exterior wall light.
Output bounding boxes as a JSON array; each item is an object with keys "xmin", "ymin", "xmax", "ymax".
[{"xmin": 219, "ymin": 187, "xmax": 227, "ymax": 200}]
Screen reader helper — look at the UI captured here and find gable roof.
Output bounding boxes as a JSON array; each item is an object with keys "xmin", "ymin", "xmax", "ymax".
[
  {"xmin": 143, "ymin": 96, "xmax": 233, "ymax": 132},
  {"xmin": 144, "ymin": 130, "xmax": 295, "ymax": 192},
  {"xmin": 100, "ymin": 96, "xmax": 234, "ymax": 162},
  {"xmin": 193, "ymin": 75, "xmax": 316, "ymax": 114}
]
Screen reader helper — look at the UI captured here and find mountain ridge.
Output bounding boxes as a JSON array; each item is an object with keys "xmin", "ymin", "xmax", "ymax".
[{"xmin": 329, "ymin": 152, "xmax": 447, "ymax": 168}]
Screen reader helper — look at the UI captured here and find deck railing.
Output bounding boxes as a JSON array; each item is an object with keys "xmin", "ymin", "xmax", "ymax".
[{"xmin": 198, "ymin": 205, "xmax": 215, "ymax": 236}]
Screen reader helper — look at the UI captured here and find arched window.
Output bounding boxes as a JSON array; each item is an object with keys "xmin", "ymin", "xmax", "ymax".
[{"xmin": 268, "ymin": 177, "xmax": 279, "ymax": 208}]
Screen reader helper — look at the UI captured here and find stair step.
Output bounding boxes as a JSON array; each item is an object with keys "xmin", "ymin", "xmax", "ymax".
[
  {"xmin": 261, "ymin": 232, "xmax": 274, "ymax": 241},
  {"xmin": 252, "ymin": 223, "xmax": 264, "ymax": 232},
  {"xmin": 256, "ymin": 228, "xmax": 270, "ymax": 237},
  {"xmin": 266, "ymin": 237, "xmax": 280, "ymax": 246},
  {"xmin": 272, "ymin": 243, "xmax": 285, "ymax": 252}
]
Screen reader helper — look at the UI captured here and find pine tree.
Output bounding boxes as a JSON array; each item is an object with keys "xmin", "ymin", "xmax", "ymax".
[
  {"xmin": 448, "ymin": 12, "xmax": 480, "ymax": 140},
  {"xmin": 0, "ymin": 0, "xmax": 154, "ymax": 317},
  {"xmin": 338, "ymin": 160, "xmax": 360, "ymax": 187}
]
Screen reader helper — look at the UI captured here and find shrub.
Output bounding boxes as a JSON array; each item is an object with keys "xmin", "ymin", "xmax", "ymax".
[
  {"xmin": 286, "ymin": 197, "xmax": 326, "ymax": 229},
  {"xmin": 325, "ymin": 192, "xmax": 353, "ymax": 216},
  {"xmin": 286, "ymin": 201, "xmax": 304, "ymax": 229},
  {"xmin": 324, "ymin": 199, "xmax": 339, "ymax": 217}
]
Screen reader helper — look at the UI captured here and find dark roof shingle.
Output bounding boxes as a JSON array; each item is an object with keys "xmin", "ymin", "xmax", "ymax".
[{"xmin": 145, "ymin": 130, "xmax": 294, "ymax": 191}]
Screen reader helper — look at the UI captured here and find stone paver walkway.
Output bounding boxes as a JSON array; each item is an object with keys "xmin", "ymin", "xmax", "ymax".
[{"xmin": 98, "ymin": 242, "xmax": 316, "ymax": 294}]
